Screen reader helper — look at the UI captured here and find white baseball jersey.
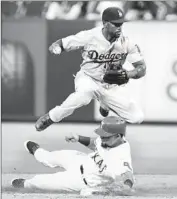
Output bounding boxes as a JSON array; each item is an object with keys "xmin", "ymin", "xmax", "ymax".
[
  {"xmin": 62, "ymin": 26, "xmax": 143, "ymax": 81},
  {"xmin": 49, "ymin": 26, "xmax": 144, "ymax": 124},
  {"xmin": 82, "ymin": 137, "xmax": 133, "ymax": 187},
  {"xmin": 25, "ymin": 138, "xmax": 134, "ymax": 192}
]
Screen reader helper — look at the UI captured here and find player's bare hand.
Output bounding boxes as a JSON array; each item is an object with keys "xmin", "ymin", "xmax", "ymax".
[
  {"xmin": 49, "ymin": 43, "xmax": 61, "ymax": 55},
  {"xmin": 65, "ymin": 132, "xmax": 79, "ymax": 143}
]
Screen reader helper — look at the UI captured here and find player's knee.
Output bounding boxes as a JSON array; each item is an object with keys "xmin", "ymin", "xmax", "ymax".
[
  {"xmin": 41, "ymin": 152, "xmax": 58, "ymax": 168},
  {"xmin": 137, "ymin": 110, "xmax": 144, "ymax": 123},
  {"xmin": 131, "ymin": 111, "xmax": 144, "ymax": 124},
  {"xmin": 75, "ymin": 91, "xmax": 93, "ymax": 105},
  {"xmin": 83, "ymin": 96, "xmax": 92, "ymax": 105}
]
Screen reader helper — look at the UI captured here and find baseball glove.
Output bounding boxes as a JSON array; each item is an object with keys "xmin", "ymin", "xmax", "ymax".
[{"xmin": 103, "ymin": 66, "xmax": 129, "ymax": 85}]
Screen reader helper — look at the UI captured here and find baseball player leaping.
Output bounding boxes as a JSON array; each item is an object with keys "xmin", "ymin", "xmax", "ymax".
[
  {"xmin": 35, "ymin": 7, "xmax": 146, "ymax": 131},
  {"xmin": 12, "ymin": 116, "xmax": 135, "ymax": 196}
]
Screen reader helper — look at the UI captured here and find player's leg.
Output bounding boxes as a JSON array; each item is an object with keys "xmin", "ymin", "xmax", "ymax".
[
  {"xmin": 101, "ymin": 86, "xmax": 144, "ymax": 123},
  {"xmin": 24, "ymin": 141, "xmax": 87, "ymax": 169},
  {"xmin": 12, "ymin": 170, "xmax": 86, "ymax": 192},
  {"xmin": 49, "ymin": 71, "xmax": 99, "ymax": 123},
  {"xmin": 35, "ymin": 91, "xmax": 93, "ymax": 131},
  {"xmin": 48, "ymin": 91, "xmax": 93, "ymax": 122},
  {"xmin": 35, "ymin": 71, "xmax": 98, "ymax": 131}
]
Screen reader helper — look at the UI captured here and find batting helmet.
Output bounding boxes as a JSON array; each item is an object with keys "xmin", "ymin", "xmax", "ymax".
[
  {"xmin": 102, "ymin": 7, "xmax": 125, "ymax": 24},
  {"xmin": 95, "ymin": 116, "xmax": 126, "ymax": 137}
]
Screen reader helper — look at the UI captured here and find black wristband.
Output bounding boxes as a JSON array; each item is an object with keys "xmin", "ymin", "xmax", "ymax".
[
  {"xmin": 78, "ymin": 136, "xmax": 90, "ymax": 146},
  {"xmin": 60, "ymin": 39, "xmax": 64, "ymax": 51},
  {"xmin": 55, "ymin": 39, "xmax": 64, "ymax": 51}
]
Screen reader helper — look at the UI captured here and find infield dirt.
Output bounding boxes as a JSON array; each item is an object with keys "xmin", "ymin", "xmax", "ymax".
[{"xmin": 2, "ymin": 174, "xmax": 177, "ymax": 199}]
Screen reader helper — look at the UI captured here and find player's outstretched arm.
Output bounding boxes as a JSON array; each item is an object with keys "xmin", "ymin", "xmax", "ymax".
[
  {"xmin": 49, "ymin": 28, "xmax": 93, "ymax": 56},
  {"xmin": 107, "ymin": 171, "xmax": 135, "ymax": 196},
  {"xmin": 49, "ymin": 39, "xmax": 64, "ymax": 55},
  {"xmin": 127, "ymin": 59, "xmax": 146, "ymax": 79},
  {"xmin": 65, "ymin": 132, "xmax": 96, "ymax": 150},
  {"xmin": 126, "ymin": 42, "xmax": 147, "ymax": 79}
]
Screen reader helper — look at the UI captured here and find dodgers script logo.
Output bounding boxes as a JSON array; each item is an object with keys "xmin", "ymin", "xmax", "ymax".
[{"xmin": 88, "ymin": 50, "xmax": 127, "ymax": 64}]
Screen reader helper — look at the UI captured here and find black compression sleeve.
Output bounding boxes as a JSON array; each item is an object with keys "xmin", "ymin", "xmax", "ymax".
[{"xmin": 78, "ymin": 135, "xmax": 91, "ymax": 146}]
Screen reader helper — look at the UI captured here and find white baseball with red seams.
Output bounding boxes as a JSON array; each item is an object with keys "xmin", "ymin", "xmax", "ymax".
[
  {"xmin": 24, "ymin": 137, "xmax": 133, "ymax": 194},
  {"xmin": 49, "ymin": 25, "xmax": 144, "ymax": 123}
]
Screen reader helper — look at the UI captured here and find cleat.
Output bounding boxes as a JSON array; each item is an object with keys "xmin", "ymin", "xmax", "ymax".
[
  {"xmin": 99, "ymin": 107, "xmax": 109, "ymax": 117},
  {"xmin": 11, "ymin": 178, "xmax": 25, "ymax": 188},
  {"xmin": 35, "ymin": 113, "xmax": 54, "ymax": 131},
  {"xmin": 24, "ymin": 140, "xmax": 40, "ymax": 155}
]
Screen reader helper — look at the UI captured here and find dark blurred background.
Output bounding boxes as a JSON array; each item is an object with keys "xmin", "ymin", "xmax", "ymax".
[{"xmin": 2, "ymin": 1, "xmax": 177, "ymax": 21}]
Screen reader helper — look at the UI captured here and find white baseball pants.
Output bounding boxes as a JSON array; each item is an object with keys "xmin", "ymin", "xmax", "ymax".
[
  {"xmin": 24, "ymin": 148, "xmax": 134, "ymax": 194},
  {"xmin": 49, "ymin": 71, "xmax": 144, "ymax": 123},
  {"xmin": 24, "ymin": 149, "xmax": 89, "ymax": 192}
]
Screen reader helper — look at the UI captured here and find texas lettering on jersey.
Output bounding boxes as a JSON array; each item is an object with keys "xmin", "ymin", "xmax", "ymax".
[{"xmin": 90, "ymin": 151, "xmax": 107, "ymax": 173}]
